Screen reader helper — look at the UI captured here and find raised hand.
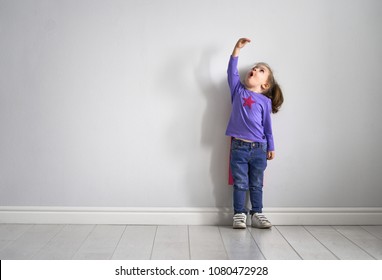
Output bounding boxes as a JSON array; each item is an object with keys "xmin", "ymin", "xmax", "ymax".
[{"xmin": 232, "ymin": 38, "xmax": 251, "ymax": 57}]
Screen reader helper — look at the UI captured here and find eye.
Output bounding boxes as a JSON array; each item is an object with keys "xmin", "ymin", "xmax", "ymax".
[{"xmin": 260, "ymin": 69, "xmax": 264, "ymax": 73}]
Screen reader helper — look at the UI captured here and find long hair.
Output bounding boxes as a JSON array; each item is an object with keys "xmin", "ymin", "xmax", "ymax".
[{"xmin": 256, "ymin": 62, "xmax": 284, "ymax": 114}]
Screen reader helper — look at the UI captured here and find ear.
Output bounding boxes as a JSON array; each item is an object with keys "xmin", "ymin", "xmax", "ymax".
[{"xmin": 261, "ymin": 83, "xmax": 270, "ymax": 90}]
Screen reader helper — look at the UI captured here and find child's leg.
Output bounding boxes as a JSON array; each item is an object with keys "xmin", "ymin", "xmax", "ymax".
[
  {"xmin": 230, "ymin": 140, "xmax": 250, "ymax": 214},
  {"xmin": 248, "ymin": 143, "xmax": 267, "ymax": 214},
  {"xmin": 231, "ymin": 162, "xmax": 249, "ymax": 214}
]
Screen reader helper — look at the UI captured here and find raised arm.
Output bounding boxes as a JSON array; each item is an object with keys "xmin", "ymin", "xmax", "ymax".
[{"xmin": 231, "ymin": 38, "xmax": 251, "ymax": 57}]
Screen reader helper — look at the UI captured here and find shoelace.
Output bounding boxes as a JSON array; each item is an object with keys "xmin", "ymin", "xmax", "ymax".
[
  {"xmin": 233, "ymin": 214, "xmax": 246, "ymax": 223},
  {"xmin": 254, "ymin": 214, "xmax": 270, "ymax": 223}
]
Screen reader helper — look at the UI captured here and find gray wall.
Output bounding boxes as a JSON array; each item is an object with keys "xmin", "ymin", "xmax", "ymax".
[{"xmin": 1, "ymin": 0, "xmax": 381, "ymax": 208}]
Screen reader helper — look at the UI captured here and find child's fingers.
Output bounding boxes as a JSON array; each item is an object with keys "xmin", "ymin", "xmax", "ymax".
[
  {"xmin": 236, "ymin": 38, "xmax": 251, "ymax": 48},
  {"xmin": 267, "ymin": 151, "xmax": 275, "ymax": 160}
]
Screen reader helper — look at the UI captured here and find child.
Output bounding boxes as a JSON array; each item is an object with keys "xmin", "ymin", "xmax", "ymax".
[{"xmin": 226, "ymin": 38, "xmax": 283, "ymax": 229}]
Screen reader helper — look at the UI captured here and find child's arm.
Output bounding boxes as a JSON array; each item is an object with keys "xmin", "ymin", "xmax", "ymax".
[
  {"xmin": 264, "ymin": 101, "xmax": 276, "ymax": 160},
  {"xmin": 227, "ymin": 38, "xmax": 251, "ymax": 96},
  {"xmin": 232, "ymin": 38, "xmax": 251, "ymax": 57}
]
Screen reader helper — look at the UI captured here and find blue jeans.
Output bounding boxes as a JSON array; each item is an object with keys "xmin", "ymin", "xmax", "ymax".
[{"xmin": 230, "ymin": 138, "xmax": 268, "ymax": 215}]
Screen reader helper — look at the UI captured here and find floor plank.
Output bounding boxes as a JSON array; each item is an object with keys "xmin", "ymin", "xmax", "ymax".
[
  {"xmin": 276, "ymin": 226, "xmax": 337, "ymax": 260},
  {"xmin": 189, "ymin": 226, "xmax": 227, "ymax": 260},
  {"xmin": 72, "ymin": 225, "xmax": 125, "ymax": 260},
  {"xmin": 0, "ymin": 224, "xmax": 34, "ymax": 252},
  {"xmin": 362, "ymin": 226, "xmax": 382, "ymax": 240},
  {"xmin": 219, "ymin": 226, "xmax": 265, "ymax": 260},
  {"xmin": 334, "ymin": 226, "xmax": 382, "ymax": 259},
  {"xmin": 249, "ymin": 226, "xmax": 301, "ymax": 260},
  {"xmin": 0, "ymin": 224, "xmax": 34, "ymax": 241},
  {"xmin": 0, "ymin": 225, "xmax": 64, "ymax": 260},
  {"xmin": 151, "ymin": 226, "xmax": 189, "ymax": 260},
  {"xmin": 305, "ymin": 226, "xmax": 373, "ymax": 260},
  {"xmin": 0, "ymin": 240, "xmax": 13, "ymax": 251},
  {"xmin": 1, "ymin": 224, "xmax": 381, "ymax": 260},
  {"xmin": 111, "ymin": 226, "xmax": 157, "ymax": 260},
  {"xmin": 31, "ymin": 225, "xmax": 95, "ymax": 260}
]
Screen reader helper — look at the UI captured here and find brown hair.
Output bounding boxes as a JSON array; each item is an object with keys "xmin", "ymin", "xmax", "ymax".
[{"xmin": 256, "ymin": 62, "xmax": 284, "ymax": 114}]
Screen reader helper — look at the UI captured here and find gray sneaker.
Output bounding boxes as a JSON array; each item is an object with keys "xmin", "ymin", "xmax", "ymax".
[
  {"xmin": 251, "ymin": 213, "xmax": 272, "ymax": 229},
  {"xmin": 233, "ymin": 213, "xmax": 247, "ymax": 229}
]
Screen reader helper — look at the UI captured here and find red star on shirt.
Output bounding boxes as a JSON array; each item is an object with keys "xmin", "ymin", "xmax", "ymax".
[{"xmin": 243, "ymin": 96, "xmax": 255, "ymax": 109}]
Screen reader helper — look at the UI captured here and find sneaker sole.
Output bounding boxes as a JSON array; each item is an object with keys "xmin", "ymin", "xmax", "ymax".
[
  {"xmin": 233, "ymin": 224, "xmax": 247, "ymax": 229},
  {"xmin": 251, "ymin": 224, "xmax": 272, "ymax": 229}
]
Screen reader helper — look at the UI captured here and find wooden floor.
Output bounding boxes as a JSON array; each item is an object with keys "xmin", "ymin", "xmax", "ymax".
[{"xmin": 0, "ymin": 224, "xmax": 381, "ymax": 260}]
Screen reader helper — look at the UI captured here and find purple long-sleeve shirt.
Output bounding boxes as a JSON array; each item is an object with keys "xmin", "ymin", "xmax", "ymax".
[{"xmin": 225, "ymin": 56, "xmax": 275, "ymax": 151}]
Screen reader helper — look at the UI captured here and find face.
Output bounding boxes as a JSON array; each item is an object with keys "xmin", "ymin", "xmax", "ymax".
[{"xmin": 244, "ymin": 64, "xmax": 271, "ymax": 92}]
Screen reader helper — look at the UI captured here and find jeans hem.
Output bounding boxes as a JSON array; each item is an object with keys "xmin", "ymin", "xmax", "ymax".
[{"xmin": 234, "ymin": 211, "xmax": 248, "ymax": 215}]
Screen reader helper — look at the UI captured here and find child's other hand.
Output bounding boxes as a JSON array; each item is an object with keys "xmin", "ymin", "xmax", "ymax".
[
  {"xmin": 267, "ymin": 151, "xmax": 275, "ymax": 160},
  {"xmin": 235, "ymin": 38, "xmax": 251, "ymax": 49}
]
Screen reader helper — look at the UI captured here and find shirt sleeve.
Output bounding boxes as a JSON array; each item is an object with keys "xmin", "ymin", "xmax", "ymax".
[
  {"xmin": 227, "ymin": 56, "xmax": 240, "ymax": 101},
  {"xmin": 263, "ymin": 99, "xmax": 275, "ymax": 151}
]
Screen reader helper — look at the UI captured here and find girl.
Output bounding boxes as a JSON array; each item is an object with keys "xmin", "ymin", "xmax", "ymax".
[{"xmin": 226, "ymin": 38, "xmax": 283, "ymax": 229}]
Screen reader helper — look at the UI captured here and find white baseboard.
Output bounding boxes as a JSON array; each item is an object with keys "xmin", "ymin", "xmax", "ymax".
[{"xmin": 0, "ymin": 206, "xmax": 381, "ymax": 225}]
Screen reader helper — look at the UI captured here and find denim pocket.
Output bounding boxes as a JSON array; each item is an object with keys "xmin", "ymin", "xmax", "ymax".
[
  {"xmin": 261, "ymin": 143, "xmax": 268, "ymax": 153},
  {"xmin": 231, "ymin": 140, "xmax": 240, "ymax": 151},
  {"xmin": 231, "ymin": 139, "xmax": 247, "ymax": 151}
]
